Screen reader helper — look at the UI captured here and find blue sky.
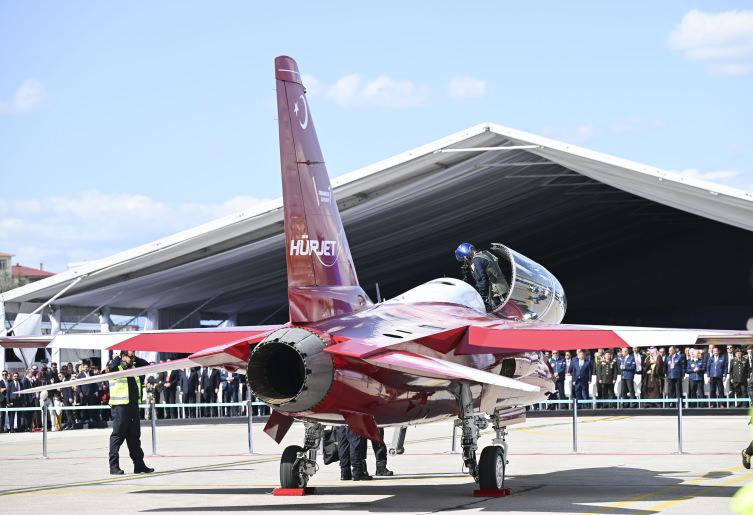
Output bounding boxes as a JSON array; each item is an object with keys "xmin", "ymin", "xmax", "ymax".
[{"xmin": 1, "ymin": 2, "xmax": 752, "ymax": 272}]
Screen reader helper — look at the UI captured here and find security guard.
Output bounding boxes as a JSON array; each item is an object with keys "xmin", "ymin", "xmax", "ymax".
[
  {"xmin": 108, "ymin": 350, "xmax": 154, "ymax": 475},
  {"xmin": 455, "ymin": 243, "xmax": 510, "ymax": 312}
]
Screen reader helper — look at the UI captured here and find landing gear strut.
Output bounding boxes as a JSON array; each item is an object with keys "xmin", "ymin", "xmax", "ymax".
[
  {"xmin": 454, "ymin": 384, "xmax": 510, "ymax": 495},
  {"xmin": 455, "ymin": 383, "xmax": 481, "ymax": 481},
  {"xmin": 279, "ymin": 422, "xmax": 324, "ymax": 489}
]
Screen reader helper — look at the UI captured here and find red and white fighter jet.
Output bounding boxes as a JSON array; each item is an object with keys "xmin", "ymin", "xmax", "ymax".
[{"xmin": 6, "ymin": 56, "xmax": 753, "ymax": 493}]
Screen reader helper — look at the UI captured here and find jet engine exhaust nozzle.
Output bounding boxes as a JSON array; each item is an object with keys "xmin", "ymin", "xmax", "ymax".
[{"xmin": 246, "ymin": 327, "xmax": 333, "ymax": 413}]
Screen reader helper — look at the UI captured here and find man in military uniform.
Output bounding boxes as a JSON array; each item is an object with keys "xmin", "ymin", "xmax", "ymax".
[
  {"xmin": 455, "ymin": 243, "xmax": 510, "ymax": 312},
  {"xmin": 548, "ymin": 350, "xmax": 567, "ymax": 409},
  {"xmin": 108, "ymin": 350, "xmax": 154, "ymax": 475},
  {"xmin": 730, "ymin": 348, "xmax": 750, "ymax": 407},
  {"xmin": 742, "ymin": 359, "xmax": 753, "ymax": 469},
  {"xmin": 596, "ymin": 350, "xmax": 617, "ymax": 408}
]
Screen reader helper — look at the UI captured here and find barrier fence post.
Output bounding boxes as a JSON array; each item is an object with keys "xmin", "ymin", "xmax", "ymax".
[
  {"xmin": 246, "ymin": 400, "xmax": 254, "ymax": 454},
  {"xmin": 676, "ymin": 392, "xmax": 684, "ymax": 454},
  {"xmin": 451, "ymin": 420, "xmax": 458, "ymax": 453},
  {"xmin": 41, "ymin": 406, "xmax": 48, "ymax": 459},
  {"xmin": 150, "ymin": 402, "xmax": 158, "ymax": 456},
  {"xmin": 572, "ymin": 398, "xmax": 578, "ymax": 453}
]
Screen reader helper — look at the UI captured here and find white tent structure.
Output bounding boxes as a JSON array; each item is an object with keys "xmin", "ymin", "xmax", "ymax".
[{"xmin": 3, "ymin": 122, "xmax": 753, "ymax": 368}]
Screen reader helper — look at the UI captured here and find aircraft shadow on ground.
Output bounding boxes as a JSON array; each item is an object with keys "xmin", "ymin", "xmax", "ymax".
[{"xmin": 136, "ymin": 466, "xmax": 743, "ymax": 514}]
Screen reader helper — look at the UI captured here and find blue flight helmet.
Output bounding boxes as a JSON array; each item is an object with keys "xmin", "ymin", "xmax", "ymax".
[{"xmin": 455, "ymin": 242, "xmax": 475, "ymax": 262}]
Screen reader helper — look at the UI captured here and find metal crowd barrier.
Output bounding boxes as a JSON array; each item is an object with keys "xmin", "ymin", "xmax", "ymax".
[
  {"xmin": 0, "ymin": 400, "xmax": 266, "ymax": 459},
  {"xmin": 449, "ymin": 397, "xmax": 750, "ymax": 455}
]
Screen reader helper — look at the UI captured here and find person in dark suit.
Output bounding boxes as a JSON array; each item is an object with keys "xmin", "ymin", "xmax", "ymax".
[
  {"xmin": 336, "ymin": 426, "xmax": 371, "ymax": 481},
  {"xmin": 0, "ymin": 370, "xmax": 8, "ymax": 432},
  {"xmin": 569, "ymin": 349, "xmax": 592, "ymax": 401},
  {"xmin": 687, "ymin": 349, "xmax": 706, "ymax": 406},
  {"xmin": 369, "ymin": 429, "xmax": 393, "ymax": 476},
  {"xmin": 222, "ymin": 371, "xmax": 240, "ymax": 416},
  {"xmin": 179, "ymin": 367, "xmax": 199, "ymax": 418},
  {"xmin": 76, "ymin": 362, "xmax": 96, "ymax": 423},
  {"xmin": 664, "ymin": 346, "xmax": 684, "ymax": 406},
  {"xmin": 707, "ymin": 346, "xmax": 727, "ymax": 407},
  {"xmin": 159, "ymin": 363, "xmax": 179, "ymax": 419},
  {"xmin": 20, "ymin": 369, "xmax": 38, "ymax": 431},
  {"xmin": 199, "ymin": 367, "xmax": 220, "ymax": 417},
  {"xmin": 57, "ymin": 372, "xmax": 74, "ymax": 430},
  {"xmin": 6, "ymin": 372, "xmax": 24, "ymax": 432},
  {"xmin": 548, "ymin": 350, "xmax": 567, "ymax": 409},
  {"xmin": 617, "ymin": 347, "xmax": 637, "ymax": 406}
]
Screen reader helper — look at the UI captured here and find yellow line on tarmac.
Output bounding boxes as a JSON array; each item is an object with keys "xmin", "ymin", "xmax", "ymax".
[
  {"xmin": 645, "ymin": 470, "xmax": 753, "ymax": 511},
  {"xmin": 584, "ymin": 465, "xmax": 743, "ymax": 514},
  {"xmin": 0, "ymin": 456, "xmax": 279, "ymax": 497}
]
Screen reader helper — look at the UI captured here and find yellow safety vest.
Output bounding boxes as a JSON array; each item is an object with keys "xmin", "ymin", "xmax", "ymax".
[{"xmin": 109, "ymin": 364, "xmax": 141, "ymax": 406}]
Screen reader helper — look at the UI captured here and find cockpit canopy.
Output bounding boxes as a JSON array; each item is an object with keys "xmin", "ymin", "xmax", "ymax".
[{"xmin": 388, "ymin": 243, "xmax": 566, "ymax": 324}]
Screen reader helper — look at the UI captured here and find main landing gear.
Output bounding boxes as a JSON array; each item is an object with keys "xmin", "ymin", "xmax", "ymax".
[
  {"xmin": 277, "ymin": 422, "xmax": 324, "ymax": 493},
  {"xmin": 454, "ymin": 383, "xmax": 511, "ymax": 496}
]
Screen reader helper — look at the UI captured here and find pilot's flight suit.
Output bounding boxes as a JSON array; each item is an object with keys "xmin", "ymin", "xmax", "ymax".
[{"xmin": 471, "ymin": 250, "xmax": 510, "ymax": 311}]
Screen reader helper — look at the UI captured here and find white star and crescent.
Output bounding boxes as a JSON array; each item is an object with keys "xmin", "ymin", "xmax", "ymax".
[{"xmin": 294, "ymin": 94, "xmax": 308, "ymax": 130}]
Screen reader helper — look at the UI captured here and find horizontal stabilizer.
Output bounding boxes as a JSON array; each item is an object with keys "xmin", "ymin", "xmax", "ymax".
[{"xmin": 363, "ymin": 350, "xmax": 539, "ymax": 392}]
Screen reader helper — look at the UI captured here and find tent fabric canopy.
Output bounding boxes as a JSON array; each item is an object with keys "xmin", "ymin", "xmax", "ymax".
[{"xmin": 3, "ymin": 123, "xmax": 752, "ymax": 328}]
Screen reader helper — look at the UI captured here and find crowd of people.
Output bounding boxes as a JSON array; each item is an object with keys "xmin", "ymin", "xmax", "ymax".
[
  {"xmin": 544, "ymin": 344, "xmax": 752, "ymax": 407},
  {"xmin": 0, "ymin": 343, "xmax": 749, "ymax": 434},
  {"xmin": 0, "ymin": 359, "xmax": 268, "ymax": 433}
]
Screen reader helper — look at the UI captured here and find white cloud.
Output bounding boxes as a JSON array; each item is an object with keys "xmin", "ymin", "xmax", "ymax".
[
  {"xmin": 674, "ymin": 168, "xmax": 741, "ymax": 181},
  {"xmin": 669, "ymin": 9, "xmax": 753, "ymax": 75},
  {"xmin": 541, "ymin": 123, "xmax": 594, "ymax": 144},
  {"xmin": 447, "ymin": 76, "xmax": 486, "ymax": 101},
  {"xmin": 0, "ymin": 79, "xmax": 46, "ymax": 115},
  {"xmin": 303, "ymin": 73, "xmax": 428, "ymax": 109},
  {"xmin": 0, "ymin": 191, "xmax": 276, "ymax": 272}
]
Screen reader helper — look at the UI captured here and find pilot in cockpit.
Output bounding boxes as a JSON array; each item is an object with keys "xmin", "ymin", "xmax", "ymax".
[{"xmin": 455, "ymin": 242, "xmax": 510, "ymax": 312}]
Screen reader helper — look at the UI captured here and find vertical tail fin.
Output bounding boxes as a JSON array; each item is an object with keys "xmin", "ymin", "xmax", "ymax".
[{"xmin": 275, "ymin": 56, "xmax": 372, "ymax": 323}]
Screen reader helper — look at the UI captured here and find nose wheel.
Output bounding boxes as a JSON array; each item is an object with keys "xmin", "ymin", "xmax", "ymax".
[
  {"xmin": 280, "ymin": 445, "xmax": 308, "ymax": 488},
  {"xmin": 275, "ymin": 422, "xmax": 324, "ymax": 496},
  {"xmin": 478, "ymin": 446, "xmax": 506, "ymax": 490}
]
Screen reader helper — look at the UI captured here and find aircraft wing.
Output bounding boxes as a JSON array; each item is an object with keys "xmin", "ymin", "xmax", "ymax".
[
  {"xmin": 453, "ymin": 323, "xmax": 753, "ymax": 355},
  {"xmin": 0, "ymin": 325, "xmax": 282, "ymax": 354},
  {"xmin": 326, "ymin": 322, "xmax": 753, "ymax": 359},
  {"xmin": 13, "ymin": 357, "xmax": 196, "ymax": 395}
]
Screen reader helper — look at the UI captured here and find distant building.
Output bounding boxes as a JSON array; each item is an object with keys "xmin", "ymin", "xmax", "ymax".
[
  {"xmin": 0, "ymin": 252, "xmax": 55, "ymax": 291},
  {"xmin": 12, "ymin": 263, "xmax": 55, "ymax": 288},
  {"xmin": 0, "ymin": 252, "xmax": 12, "ymax": 292}
]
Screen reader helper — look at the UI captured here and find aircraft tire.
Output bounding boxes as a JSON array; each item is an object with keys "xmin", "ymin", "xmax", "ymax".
[
  {"xmin": 478, "ymin": 446, "xmax": 505, "ymax": 490},
  {"xmin": 280, "ymin": 445, "xmax": 306, "ymax": 488}
]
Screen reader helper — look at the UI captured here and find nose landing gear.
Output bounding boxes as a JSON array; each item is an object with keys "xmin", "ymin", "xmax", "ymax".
[
  {"xmin": 275, "ymin": 422, "xmax": 324, "ymax": 496},
  {"xmin": 453, "ymin": 383, "xmax": 512, "ymax": 497}
]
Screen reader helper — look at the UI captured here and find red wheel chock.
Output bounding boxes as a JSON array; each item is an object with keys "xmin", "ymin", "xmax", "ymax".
[
  {"xmin": 473, "ymin": 488, "xmax": 512, "ymax": 497},
  {"xmin": 273, "ymin": 487, "xmax": 318, "ymax": 496}
]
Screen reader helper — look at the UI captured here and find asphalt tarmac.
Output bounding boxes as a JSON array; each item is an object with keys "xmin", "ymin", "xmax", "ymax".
[{"xmin": 0, "ymin": 414, "xmax": 750, "ymax": 514}]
